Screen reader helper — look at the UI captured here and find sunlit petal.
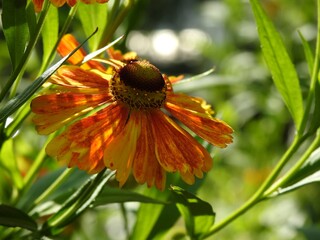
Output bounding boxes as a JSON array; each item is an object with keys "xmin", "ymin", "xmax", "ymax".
[
  {"xmin": 151, "ymin": 110, "xmax": 212, "ymax": 185},
  {"xmin": 32, "ymin": 0, "xmax": 44, "ymax": 12},
  {"xmin": 46, "ymin": 103, "xmax": 129, "ymax": 173},
  {"xmin": 57, "ymin": 34, "xmax": 105, "ymax": 70},
  {"xmin": 67, "ymin": 0, "xmax": 77, "ymax": 6},
  {"xmin": 132, "ymin": 112, "xmax": 166, "ymax": 190},
  {"xmin": 50, "ymin": 0, "xmax": 67, "ymax": 8},
  {"xmin": 31, "ymin": 93, "xmax": 111, "ymax": 114},
  {"xmin": 166, "ymin": 94, "xmax": 233, "ymax": 148},
  {"xmin": 104, "ymin": 111, "xmax": 141, "ymax": 187},
  {"xmin": 50, "ymin": 66, "xmax": 110, "ymax": 89}
]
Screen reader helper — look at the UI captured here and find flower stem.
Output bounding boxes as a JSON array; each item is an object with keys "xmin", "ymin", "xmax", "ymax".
[
  {"xmin": 264, "ymin": 129, "xmax": 320, "ymax": 197},
  {"xmin": 202, "ymin": 134, "xmax": 304, "ymax": 239},
  {"xmin": 298, "ymin": 0, "xmax": 320, "ymax": 135}
]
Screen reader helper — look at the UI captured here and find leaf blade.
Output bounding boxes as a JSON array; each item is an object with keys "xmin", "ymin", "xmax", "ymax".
[
  {"xmin": 170, "ymin": 186, "xmax": 215, "ymax": 239},
  {"xmin": 1, "ymin": 0, "xmax": 30, "ymax": 69},
  {"xmin": 77, "ymin": 2, "xmax": 108, "ymax": 51},
  {"xmin": 0, "ymin": 204, "xmax": 37, "ymax": 232},
  {"xmin": 250, "ymin": 0, "xmax": 304, "ymax": 128}
]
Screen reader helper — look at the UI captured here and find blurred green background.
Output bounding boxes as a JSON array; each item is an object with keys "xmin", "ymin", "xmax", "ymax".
[{"xmin": 0, "ymin": 0, "xmax": 319, "ymax": 239}]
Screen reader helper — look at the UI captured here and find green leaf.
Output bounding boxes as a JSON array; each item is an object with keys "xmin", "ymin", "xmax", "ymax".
[
  {"xmin": 18, "ymin": 168, "xmax": 89, "ymax": 211},
  {"xmin": 250, "ymin": 0, "xmax": 304, "ymax": 128},
  {"xmin": 130, "ymin": 187, "xmax": 176, "ymax": 240},
  {"xmin": 0, "ymin": 139, "xmax": 23, "ymax": 189},
  {"xmin": 44, "ymin": 170, "xmax": 114, "ymax": 233},
  {"xmin": 93, "ymin": 187, "xmax": 167, "ymax": 206},
  {"xmin": 1, "ymin": 0, "xmax": 30, "ymax": 69},
  {"xmin": 273, "ymin": 147, "xmax": 320, "ymax": 196},
  {"xmin": 170, "ymin": 186, "xmax": 215, "ymax": 239},
  {"xmin": 25, "ymin": 1, "xmax": 37, "ymax": 37},
  {"xmin": 130, "ymin": 175, "xmax": 207, "ymax": 240},
  {"xmin": 0, "ymin": 28, "xmax": 98, "ymax": 124},
  {"xmin": 0, "ymin": 204, "xmax": 37, "ymax": 232},
  {"xmin": 77, "ymin": 2, "xmax": 109, "ymax": 51},
  {"xmin": 41, "ymin": 5, "xmax": 59, "ymax": 70}
]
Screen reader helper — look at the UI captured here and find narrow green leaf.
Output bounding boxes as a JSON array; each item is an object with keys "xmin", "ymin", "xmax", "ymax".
[
  {"xmin": 0, "ymin": 204, "xmax": 37, "ymax": 232},
  {"xmin": 0, "ymin": 28, "xmax": 98, "ymax": 123},
  {"xmin": 41, "ymin": 5, "xmax": 59, "ymax": 70},
  {"xmin": 170, "ymin": 186, "xmax": 215, "ymax": 239},
  {"xmin": 250, "ymin": 0, "xmax": 304, "ymax": 128},
  {"xmin": 273, "ymin": 147, "xmax": 320, "ymax": 196},
  {"xmin": 77, "ymin": 2, "xmax": 108, "ymax": 51},
  {"xmin": 1, "ymin": 0, "xmax": 29, "ymax": 69},
  {"xmin": 94, "ymin": 187, "xmax": 167, "ymax": 206}
]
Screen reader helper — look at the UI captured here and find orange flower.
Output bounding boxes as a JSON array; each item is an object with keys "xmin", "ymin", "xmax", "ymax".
[
  {"xmin": 31, "ymin": 34, "xmax": 233, "ymax": 190},
  {"xmin": 33, "ymin": 0, "xmax": 109, "ymax": 12}
]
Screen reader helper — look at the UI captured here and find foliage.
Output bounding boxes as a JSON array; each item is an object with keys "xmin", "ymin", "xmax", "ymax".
[{"xmin": 0, "ymin": 0, "xmax": 320, "ymax": 239}]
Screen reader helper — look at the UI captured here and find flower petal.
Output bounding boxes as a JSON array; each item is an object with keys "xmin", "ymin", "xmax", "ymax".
[
  {"xmin": 104, "ymin": 110, "xmax": 141, "ymax": 187},
  {"xmin": 50, "ymin": 0, "xmax": 67, "ymax": 8},
  {"xmin": 67, "ymin": 0, "xmax": 77, "ymax": 6},
  {"xmin": 33, "ymin": 107, "xmax": 93, "ymax": 135},
  {"xmin": 31, "ymin": 92, "xmax": 112, "ymax": 134},
  {"xmin": 32, "ymin": 0, "xmax": 44, "ymax": 12},
  {"xmin": 31, "ymin": 93, "xmax": 111, "ymax": 114},
  {"xmin": 166, "ymin": 93, "xmax": 233, "ymax": 148},
  {"xmin": 50, "ymin": 65, "xmax": 110, "ymax": 89},
  {"xmin": 57, "ymin": 34, "xmax": 86, "ymax": 64},
  {"xmin": 57, "ymin": 34, "xmax": 105, "ymax": 70},
  {"xmin": 132, "ymin": 112, "xmax": 166, "ymax": 190},
  {"xmin": 46, "ymin": 103, "xmax": 129, "ymax": 173},
  {"xmin": 150, "ymin": 110, "xmax": 212, "ymax": 185}
]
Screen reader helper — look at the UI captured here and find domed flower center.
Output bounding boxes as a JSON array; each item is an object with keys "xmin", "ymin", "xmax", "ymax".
[{"xmin": 111, "ymin": 60, "xmax": 167, "ymax": 109}]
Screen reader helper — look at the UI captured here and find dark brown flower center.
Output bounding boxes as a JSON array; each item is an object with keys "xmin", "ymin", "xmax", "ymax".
[
  {"xmin": 111, "ymin": 60, "xmax": 167, "ymax": 110},
  {"xmin": 119, "ymin": 60, "xmax": 165, "ymax": 92}
]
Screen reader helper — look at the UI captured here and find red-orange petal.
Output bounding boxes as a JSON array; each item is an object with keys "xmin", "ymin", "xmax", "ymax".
[
  {"xmin": 165, "ymin": 93, "xmax": 233, "ymax": 148},
  {"xmin": 103, "ymin": 109, "xmax": 141, "ymax": 187},
  {"xmin": 150, "ymin": 110, "xmax": 213, "ymax": 185},
  {"xmin": 50, "ymin": 0, "xmax": 67, "ymax": 8},
  {"xmin": 46, "ymin": 103, "xmax": 129, "ymax": 173},
  {"xmin": 31, "ymin": 93, "xmax": 111, "ymax": 114},
  {"xmin": 57, "ymin": 34, "xmax": 105, "ymax": 70},
  {"xmin": 50, "ymin": 65, "xmax": 110, "ymax": 89},
  {"xmin": 57, "ymin": 34, "xmax": 86, "ymax": 65},
  {"xmin": 132, "ymin": 112, "xmax": 166, "ymax": 190},
  {"xmin": 32, "ymin": 0, "xmax": 44, "ymax": 12},
  {"xmin": 67, "ymin": 0, "xmax": 77, "ymax": 6},
  {"xmin": 33, "ymin": 106, "xmax": 94, "ymax": 135}
]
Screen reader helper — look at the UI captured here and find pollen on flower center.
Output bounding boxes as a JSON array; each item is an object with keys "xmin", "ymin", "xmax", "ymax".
[{"xmin": 111, "ymin": 60, "xmax": 167, "ymax": 109}]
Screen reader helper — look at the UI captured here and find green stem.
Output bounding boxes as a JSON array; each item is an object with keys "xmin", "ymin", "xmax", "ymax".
[
  {"xmin": 264, "ymin": 129, "xmax": 320, "ymax": 197},
  {"xmin": 202, "ymin": 134, "xmax": 304, "ymax": 239},
  {"xmin": 298, "ymin": 0, "xmax": 320, "ymax": 135},
  {"xmin": 98, "ymin": 0, "xmax": 134, "ymax": 48},
  {"xmin": 0, "ymin": 1, "xmax": 50, "ymax": 102},
  {"xmin": 34, "ymin": 168, "xmax": 75, "ymax": 205}
]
